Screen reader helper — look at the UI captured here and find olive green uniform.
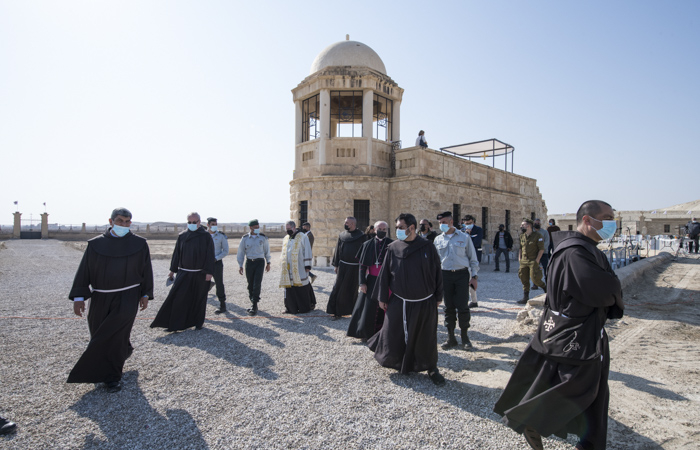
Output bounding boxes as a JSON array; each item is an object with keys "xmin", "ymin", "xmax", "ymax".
[{"xmin": 518, "ymin": 232, "xmax": 546, "ymax": 292}]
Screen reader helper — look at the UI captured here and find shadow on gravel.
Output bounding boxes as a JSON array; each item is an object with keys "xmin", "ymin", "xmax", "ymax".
[
  {"xmin": 155, "ymin": 328, "xmax": 279, "ymax": 380},
  {"xmin": 391, "ymin": 372, "xmax": 662, "ymax": 449},
  {"xmin": 609, "ymin": 370, "xmax": 688, "ymax": 401},
  {"xmin": 266, "ymin": 315, "xmax": 339, "ymax": 341},
  {"xmin": 70, "ymin": 371, "xmax": 209, "ymax": 449}
]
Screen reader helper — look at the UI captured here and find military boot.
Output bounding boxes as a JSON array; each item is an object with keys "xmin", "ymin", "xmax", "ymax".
[
  {"xmin": 517, "ymin": 291, "xmax": 529, "ymax": 305},
  {"xmin": 215, "ymin": 300, "xmax": 226, "ymax": 315},
  {"xmin": 460, "ymin": 329, "xmax": 473, "ymax": 349},
  {"xmin": 247, "ymin": 302, "xmax": 258, "ymax": 316},
  {"xmin": 441, "ymin": 328, "xmax": 459, "ymax": 350}
]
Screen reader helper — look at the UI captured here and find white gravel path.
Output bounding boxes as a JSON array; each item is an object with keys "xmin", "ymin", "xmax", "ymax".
[{"xmin": 0, "ymin": 239, "xmax": 583, "ymax": 449}]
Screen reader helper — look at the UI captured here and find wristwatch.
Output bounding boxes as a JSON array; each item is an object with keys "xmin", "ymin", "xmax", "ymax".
[{"xmin": 471, "ymin": 275, "xmax": 478, "ymax": 280}]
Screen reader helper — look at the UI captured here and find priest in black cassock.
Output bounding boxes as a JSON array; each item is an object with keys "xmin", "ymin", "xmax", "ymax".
[
  {"xmin": 494, "ymin": 200, "xmax": 624, "ymax": 450},
  {"xmin": 68, "ymin": 207, "xmax": 153, "ymax": 393},
  {"xmin": 367, "ymin": 213, "xmax": 446, "ymax": 386},
  {"xmin": 327, "ymin": 217, "xmax": 366, "ymax": 320},
  {"xmin": 347, "ymin": 220, "xmax": 392, "ymax": 340},
  {"xmin": 151, "ymin": 212, "xmax": 216, "ymax": 332}
]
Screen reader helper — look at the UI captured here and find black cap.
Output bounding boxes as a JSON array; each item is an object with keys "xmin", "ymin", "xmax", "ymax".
[
  {"xmin": 248, "ymin": 219, "xmax": 259, "ymax": 227},
  {"xmin": 207, "ymin": 217, "xmax": 217, "ymax": 223},
  {"xmin": 436, "ymin": 211, "xmax": 452, "ymax": 220}
]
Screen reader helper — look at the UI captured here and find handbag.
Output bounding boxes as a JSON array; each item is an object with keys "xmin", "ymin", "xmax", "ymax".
[{"xmin": 530, "ymin": 298, "xmax": 604, "ymax": 365}]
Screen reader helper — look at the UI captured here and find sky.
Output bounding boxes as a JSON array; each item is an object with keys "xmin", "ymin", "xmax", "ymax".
[{"xmin": 1, "ymin": 0, "xmax": 698, "ymax": 225}]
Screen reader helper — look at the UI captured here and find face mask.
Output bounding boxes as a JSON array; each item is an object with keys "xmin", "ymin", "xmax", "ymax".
[
  {"xmin": 589, "ymin": 217, "xmax": 617, "ymax": 240},
  {"xmin": 465, "ymin": 224, "xmax": 474, "ymax": 231},
  {"xmin": 210, "ymin": 226, "xmax": 218, "ymax": 232},
  {"xmin": 499, "ymin": 228, "xmax": 504, "ymax": 232},
  {"xmin": 549, "ymin": 222, "xmax": 554, "ymax": 226},
  {"xmin": 112, "ymin": 224, "xmax": 129, "ymax": 237},
  {"xmin": 521, "ymin": 227, "xmax": 527, "ymax": 234},
  {"xmin": 419, "ymin": 224, "xmax": 427, "ymax": 232},
  {"xmin": 287, "ymin": 229, "xmax": 294, "ymax": 236},
  {"xmin": 344, "ymin": 224, "xmax": 350, "ymax": 231},
  {"xmin": 439, "ymin": 223, "xmax": 449, "ymax": 233},
  {"xmin": 253, "ymin": 228, "xmax": 261, "ymax": 234},
  {"xmin": 376, "ymin": 230, "xmax": 387, "ymax": 239},
  {"xmin": 534, "ymin": 224, "xmax": 541, "ymax": 229},
  {"xmin": 187, "ymin": 223, "xmax": 198, "ymax": 232},
  {"xmin": 396, "ymin": 229, "xmax": 407, "ymax": 241}
]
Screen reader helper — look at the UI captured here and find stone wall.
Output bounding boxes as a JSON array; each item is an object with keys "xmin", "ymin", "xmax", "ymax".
[{"xmin": 291, "ymin": 147, "xmax": 547, "ymax": 263}]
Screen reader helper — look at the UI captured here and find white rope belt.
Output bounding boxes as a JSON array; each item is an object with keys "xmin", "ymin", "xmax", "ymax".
[
  {"xmin": 340, "ymin": 260, "xmax": 359, "ymax": 265},
  {"xmin": 393, "ymin": 293, "xmax": 433, "ymax": 344},
  {"xmin": 92, "ymin": 283, "xmax": 140, "ymax": 293},
  {"xmin": 178, "ymin": 267, "xmax": 202, "ymax": 272}
]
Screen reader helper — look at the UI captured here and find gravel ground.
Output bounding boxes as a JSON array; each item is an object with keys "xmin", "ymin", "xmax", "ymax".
[{"xmin": 0, "ymin": 239, "xmax": 582, "ymax": 449}]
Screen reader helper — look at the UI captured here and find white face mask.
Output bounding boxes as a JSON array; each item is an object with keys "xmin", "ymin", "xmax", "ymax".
[
  {"xmin": 210, "ymin": 226, "xmax": 218, "ymax": 232},
  {"xmin": 187, "ymin": 223, "xmax": 198, "ymax": 232},
  {"xmin": 112, "ymin": 224, "xmax": 130, "ymax": 237}
]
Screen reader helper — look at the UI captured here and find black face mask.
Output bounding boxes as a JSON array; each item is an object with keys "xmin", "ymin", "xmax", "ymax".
[
  {"xmin": 376, "ymin": 230, "xmax": 387, "ymax": 239},
  {"xmin": 419, "ymin": 224, "xmax": 427, "ymax": 232},
  {"xmin": 521, "ymin": 227, "xmax": 527, "ymax": 233},
  {"xmin": 499, "ymin": 228, "xmax": 504, "ymax": 232},
  {"xmin": 287, "ymin": 229, "xmax": 294, "ymax": 236},
  {"xmin": 534, "ymin": 224, "xmax": 541, "ymax": 229},
  {"xmin": 344, "ymin": 224, "xmax": 350, "ymax": 231}
]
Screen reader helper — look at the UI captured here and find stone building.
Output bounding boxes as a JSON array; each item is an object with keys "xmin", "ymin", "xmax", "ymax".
[{"xmin": 290, "ymin": 38, "xmax": 547, "ymax": 265}]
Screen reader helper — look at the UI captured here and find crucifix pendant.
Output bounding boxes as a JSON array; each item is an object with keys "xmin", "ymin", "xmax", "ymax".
[{"xmin": 375, "ymin": 263, "xmax": 379, "ymax": 268}]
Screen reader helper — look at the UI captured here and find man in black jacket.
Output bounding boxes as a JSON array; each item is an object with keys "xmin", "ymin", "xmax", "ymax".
[{"xmin": 492, "ymin": 224, "xmax": 513, "ymax": 272}]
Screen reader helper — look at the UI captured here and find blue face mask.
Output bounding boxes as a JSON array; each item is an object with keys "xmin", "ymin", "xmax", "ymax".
[
  {"xmin": 253, "ymin": 228, "xmax": 260, "ymax": 234},
  {"xmin": 439, "ymin": 223, "xmax": 450, "ymax": 233},
  {"xmin": 465, "ymin": 224, "xmax": 474, "ymax": 231},
  {"xmin": 589, "ymin": 217, "xmax": 616, "ymax": 240},
  {"xmin": 210, "ymin": 226, "xmax": 218, "ymax": 232},
  {"xmin": 187, "ymin": 223, "xmax": 198, "ymax": 232},
  {"xmin": 396, "ymin": 229, "xmax": 408, "ymax": 241},
  {"xmin": 112, "ymin": 224, "xmax": 129, "ymax": 237}
]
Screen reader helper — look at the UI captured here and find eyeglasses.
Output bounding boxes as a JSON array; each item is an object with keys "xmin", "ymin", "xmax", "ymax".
[{"xmin": 187, "ymin": 221, "xmax": 199, "ymax": 224}]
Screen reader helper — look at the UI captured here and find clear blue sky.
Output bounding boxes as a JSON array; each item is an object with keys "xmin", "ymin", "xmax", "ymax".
[{"xmin": 1, "ymin": 0, "xmax": 698, "ymax": 225}]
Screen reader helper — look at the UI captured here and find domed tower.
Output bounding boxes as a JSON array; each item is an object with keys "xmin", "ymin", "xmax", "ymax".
[{"xmin": 290, "ymin": 37, "xmax": 403, "ymax": 264}]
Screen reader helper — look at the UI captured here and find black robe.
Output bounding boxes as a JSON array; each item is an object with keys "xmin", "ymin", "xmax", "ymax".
[
  {"xmin": 347, "ymin": 236, "xmax": 393, "ymax": 339},
  {"xmin": 494, "ymin": 231, "xmax": 624, "ymax": 449},
  {"xmin": 67, "ymin": 230, "xmax": 154, "ymax": 383},
  {"xmin": 367, "ymin": 236, "xmax": 443, "ymax": 374},
  {"xmin": 327, "ymin": 229, "xmax": 365, "ymax": 316},
  {"xmin": 151, "ymin": 228, "xmax": 216, "ymax": 331}
]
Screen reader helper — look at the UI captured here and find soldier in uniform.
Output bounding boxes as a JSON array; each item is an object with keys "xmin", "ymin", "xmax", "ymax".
[
  {"xmin": 517, "ymin": 218, "xmax": 546, "ymax": 304},
  {"xmin": 207, "ymin": 217, "xmax": 229, "ymax": 314},
  {"xmin": 237, "ymin": 219, "xmax": 271, "ymax": 316}
]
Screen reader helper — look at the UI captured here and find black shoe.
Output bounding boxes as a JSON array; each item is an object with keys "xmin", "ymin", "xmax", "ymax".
[
  {"xmin": 523, "ymin": 426, "xmax": 543, "ymax": 450},
  {"xmin": 428, "ymin": 369, "xmax": 446, "ymax": 386},
  {"xmin": 0, "ymin": 416, "xmax": 17, "ymax": 435},
  {"xmin": 214, "ymin": 301, "xmax": 226, "ymax": 315},
  {"xmin": 441, "ymin": 337, "xmax": 459, "ymax": 350},
  {"xmin": 517, "ymin": 292, "xmax": 530, "ymax": 305},
  {"xmin": 468, "ymin": 302, "xmax": 478, "ymax": 308},
  {"xmin": 330, "ymin": 315, "xmax": 341, "ymax": 321},
  {"xmin": 247, "ymin": 307, "xmax": 258, "ymax": 316},
  {"xmin": 105, "ymin": 381, "xmax": 122, "ymax": 393},
  {"xmin": 461, "ymin": 333, "xmax": 473, "ymax": 349},
  {"xmin": 531, "ymin": 285, "xmax": 539, "ymax": 290},
  {"xmin": 494, "ymin": 268, "xmax": 500, "ymax": 272}
]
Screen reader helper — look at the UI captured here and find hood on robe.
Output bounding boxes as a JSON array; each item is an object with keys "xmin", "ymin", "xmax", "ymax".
[
  {"xmin": 389, "ymin": 235, "xmax": 431, "ymax": 259},
  {"xmin": 339, "ymin": 229, "xmax": 365, "ymax": 242},
  {"xmin": 552, "ymin": 230, "xmax": 599, "ymax": 253},
  {"xmin": 90, "ymin": 230, "xmax": 147, "ymax": 258}
]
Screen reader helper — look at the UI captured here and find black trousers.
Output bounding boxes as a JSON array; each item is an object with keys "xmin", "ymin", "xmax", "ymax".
[
  {"xmin": 245, "ymin": 258, "xmax": 265, "ymax": 305},
  {"xmin": 689, "ymin": 236, "xmax": 699, "ymax": 253},
  {"xmin": 213, "ymin": 260, "xmax": 226, "ymax": 301},
  {"xmin": 442, "ymin": 270, "xmax": 471, "ymax": 331},
  {"xmin": 495, "ymin": 248, "xmax": 510, "ymax": 270}
]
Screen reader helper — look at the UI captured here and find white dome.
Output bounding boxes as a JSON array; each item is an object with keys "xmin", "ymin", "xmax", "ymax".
[{"xmin": 310, "ymin": 40, "xmax": 386, "ymax": 75}]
